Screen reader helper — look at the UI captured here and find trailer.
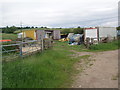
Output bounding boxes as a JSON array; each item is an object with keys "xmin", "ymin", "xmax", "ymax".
[
  {"xmin": 84, "ymin": 27, "xmax": 117, "ymax": 44},
  {"xmin": 84, "ymin": 28, "xmax": 98, "ymax": 44},
  {"xmin": 98, "ymin": 27, "xmax": 117, "ymax": 41}
]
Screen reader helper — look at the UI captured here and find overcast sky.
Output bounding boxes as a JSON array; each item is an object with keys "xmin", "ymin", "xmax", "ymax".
[{"xmin": 0, "ymin": 0, "xmax": 119, "ymax": 28}]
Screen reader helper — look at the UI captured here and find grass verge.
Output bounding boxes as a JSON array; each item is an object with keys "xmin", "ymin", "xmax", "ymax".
[
  {"xmin": 2, "ymin": 41, "xmax": 87, "ymax": 88},
  {"xmin": 59, "ymin": 40, "xmax": 120, "ymax": 52},
  {"xmin": 89, "ymin": 40, "xmax": 120, "ymax": 51}
]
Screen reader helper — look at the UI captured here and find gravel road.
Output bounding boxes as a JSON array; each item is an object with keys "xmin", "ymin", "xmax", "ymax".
[{"xmin": 71, "ymin": 50, "xmax": 118, "ymax": 88}]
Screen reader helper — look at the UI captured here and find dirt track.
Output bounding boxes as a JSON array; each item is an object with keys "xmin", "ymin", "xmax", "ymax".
[{"xmin": 71, "ymin": 50, "xmax": 118, "ymax": 88}]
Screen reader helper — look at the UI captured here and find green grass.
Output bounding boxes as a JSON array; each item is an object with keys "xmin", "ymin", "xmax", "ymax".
[
  {"xmin": 2, "ymin": 40, "xmax": 120, "ymax": 88},
  {"xmin": 2, "ymin": 42, "xmax": 87, "ymax": 88},
  {"xmin": 89, "ymin": 40, "xmax": 120, "ymax": 51},
  {"xmin": 60, "ymin": 40, "xmax": 120, "ymax": 52},
  {"xmin": 1, "ymin": 33, "xmax": 17, "ymax": 41}
]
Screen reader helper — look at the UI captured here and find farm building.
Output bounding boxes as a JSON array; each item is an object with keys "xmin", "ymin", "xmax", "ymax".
[
  {"xmin": 84, "ymin": 27, "xmax": 117, "ymax": 44},
  {"xmin": 21, "ymin": 30, "xmax": 60, "ymax": 40},
  {"xmin": 44, "ymin": 30, "xmax": 60, "ymax": 40}
]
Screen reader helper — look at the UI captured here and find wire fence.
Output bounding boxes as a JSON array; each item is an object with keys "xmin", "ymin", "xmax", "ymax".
[{"xmin": 1, "ymin": 39, "xmax": 53, "ymax": 62}]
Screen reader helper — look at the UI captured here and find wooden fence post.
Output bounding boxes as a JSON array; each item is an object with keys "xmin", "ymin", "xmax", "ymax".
[{"xmin": 41, "ymin": 38, "xmax": 44, "ymax": 51}]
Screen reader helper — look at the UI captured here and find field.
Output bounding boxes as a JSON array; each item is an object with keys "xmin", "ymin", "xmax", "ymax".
[
  {"xmin": 2, "ymin": 35, "xmax": 120, "ymax": 88},
  {"xmin": 1, "ymin": 33, "xmax": 17, "ymax": 41}
]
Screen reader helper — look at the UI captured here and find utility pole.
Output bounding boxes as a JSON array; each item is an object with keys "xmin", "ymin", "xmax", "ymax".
[{"xmin": 20, "ymin": 22, "xmax": 22, "ymax": 32}]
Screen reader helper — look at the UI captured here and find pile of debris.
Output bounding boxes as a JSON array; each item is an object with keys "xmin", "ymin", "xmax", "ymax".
[
  {"xmin": 68, "ymin": 33, "xmax": 84, "ymax": 45},
  {"xmin": 59, "ymin": 33, "xmax": 84, "ymax": 45}
]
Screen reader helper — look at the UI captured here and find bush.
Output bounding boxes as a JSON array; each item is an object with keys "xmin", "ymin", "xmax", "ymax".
[{"xmin": 2, "ymin": 26, "xmax": 18, "ymax": 33}]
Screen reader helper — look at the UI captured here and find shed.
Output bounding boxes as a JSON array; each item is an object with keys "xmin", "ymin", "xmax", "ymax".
[
  {"xmin": 53, "ymin": 30, "xmax": 60, "ymax": 40},
  {"xmin": 36, "ymin": 30, "xmax": 45, "ymax": 40},
  {"xmin": 22, "ymin": 30, "xmax": 36, "ymax": 40},
  {"xmin": 44, "ymin": 30, "xmax": 60, "ymax": 40},
  {"xmin": 17, "ymin": 32, "xmax": 23, "ymax": 38},
  {"xmin": 22, "ymin": 29, "xmax": 60, "ymax": 40}
]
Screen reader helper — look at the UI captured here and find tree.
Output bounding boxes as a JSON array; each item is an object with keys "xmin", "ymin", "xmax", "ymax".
[
  {"xmin": 2, "ymin": 26, "xmax": 18, "ymax": 33},
  {"xmin": 61, "ymin": 28, "xmax": 72, "ymax": 34},
  {"xmin": 31, "ymin": 26, "xmax": 34, "ymax": 28},
  {"xmin": 73, "ymin": 27, "xmax": 83, "ymax": 34}
]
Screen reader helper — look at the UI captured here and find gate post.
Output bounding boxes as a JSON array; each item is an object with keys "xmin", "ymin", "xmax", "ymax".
[{"xmin": 19, "ymin": 43, "xmax": 23, "ymax": 57}]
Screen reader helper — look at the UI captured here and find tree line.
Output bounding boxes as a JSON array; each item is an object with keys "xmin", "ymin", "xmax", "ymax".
[
  {"xmin": 1, "ymin": 26, "xmax": 120, "ymax": 34},
  {"xmin": 61, "ymin": 26, "xmax": 83, "ymax": 34},
  {"xmin": 1, "ymin": 26, "xmax": 42, "ymax": 33},
  {"xmin": 1, "ymin": 26, "xmax": 84, "ymax": 34}
]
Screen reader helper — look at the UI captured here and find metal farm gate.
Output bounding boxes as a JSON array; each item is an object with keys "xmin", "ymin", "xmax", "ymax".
[{"xmin": 1, "ymin": 39, "xmax": 53, "ymax": 62}]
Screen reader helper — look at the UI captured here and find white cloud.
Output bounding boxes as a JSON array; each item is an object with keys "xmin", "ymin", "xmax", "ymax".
[
  {"xmin": 1, "ymin": 0, "xmax": 119, "ymax": 27},
  {"xmin": 100, "ymin": 21, "xmax": 118, "ymax": 27}
]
